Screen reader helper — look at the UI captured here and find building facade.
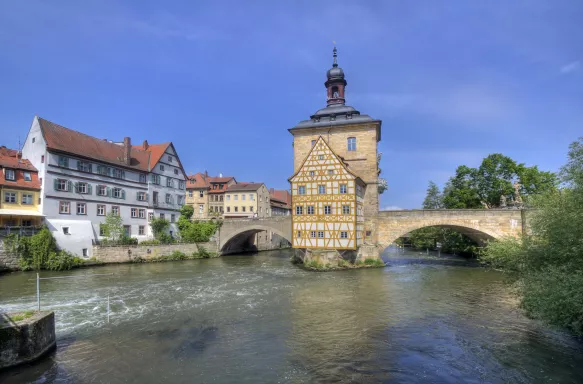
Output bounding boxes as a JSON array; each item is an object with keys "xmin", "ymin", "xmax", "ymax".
[
  {"xmin": 288, "ymin": 47, "xmax": 381, "ymax": 251},
  {"xmin": 269, "ymin": 189, "xmax": 292, "ymax": 216},
  {"xmin": 208, "ymin": 176, "xmax": 236, "ymax": 217},
  {"xmin": 185, "ymin": 172, "xmax": 210, "ymax": 219},
  {"xmin": 0, "ymin": 147, "xmax": 43, "ymax": 229},
  {"xmin": 21, "ymin": 117, "xmax": 186, "ymax": 257},
  {"xmin": 290, "ymin": 137, "xmax": 365, "ymax": 249},
  {"xmin": 224, "ymin": 183, "xmax": 270, "ymax": 218}
]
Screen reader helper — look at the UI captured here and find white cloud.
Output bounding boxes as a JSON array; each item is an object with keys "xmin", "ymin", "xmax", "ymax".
[{"xmin": 560, "ymin": 61, "xmax": 580, "ymax": 74}]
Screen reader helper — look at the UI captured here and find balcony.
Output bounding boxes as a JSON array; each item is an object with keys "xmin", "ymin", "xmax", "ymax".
[{"xmin": 0, "ymin": 226, "xmax": 43, "ymax": 237}]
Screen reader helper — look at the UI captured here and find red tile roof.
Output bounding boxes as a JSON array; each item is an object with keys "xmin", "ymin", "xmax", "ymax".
[
  {"xmin": 0, "ymin": 147, "xmax": 41, "ymax": 190},
  {"xmin": 269, "ymin": 189, "xmax": 291, "ymax": 207},
  {"xmin": 186, "ymin": 172, "xmax": 209, "ymax": 189},
  {"xmin": 208, "ymin": 176, "xmax": 235, "ymax": 194}
]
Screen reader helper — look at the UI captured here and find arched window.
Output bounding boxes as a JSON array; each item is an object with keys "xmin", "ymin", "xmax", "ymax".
[
  {"xmin": 347, "ymin": 137, "xmax": 356, "ymax": 151},
  {"xmin": 332, "ymin": 86, "xmax": 339, "ymax": 98}
]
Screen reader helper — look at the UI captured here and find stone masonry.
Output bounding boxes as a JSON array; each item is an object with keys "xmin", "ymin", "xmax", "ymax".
[
  {"xmin": 0, "ymin": 239, "xmax": 20, "ymax": 271},
  {"xmin": 92, "ymin": 241, "xmax": 218, "ymax": 264}
]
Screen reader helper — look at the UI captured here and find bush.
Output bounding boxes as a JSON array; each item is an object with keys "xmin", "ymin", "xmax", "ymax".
[
  {"xmin": 479, "ymin": 237, "xmax": 525, "ymax": 272},
  {"xmin": 139, "ymin": 239, "xmax": 161, "ymax": 245},
  {"xmin": 158, "ymin": 233, "xmax": 175, "ymax": 244},
  {"xmin": 364, "ymin": 258, "xmax": 385, "ymax": 267},
  {"xmin": 45, "ymin": 251, "xmax": 83, "ymax": 271},
  {"xmin": 168, "ymin": 251, "xmax": 187, "ymax": 260}
]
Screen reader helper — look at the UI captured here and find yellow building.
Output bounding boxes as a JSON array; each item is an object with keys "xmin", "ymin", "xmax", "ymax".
[
  {"xmin": 0, "ymin": 146, "xmax": 43, "ymax": 230},
  {"xmin": 185, "ymin": 172, "xmax": 210, "ymax": 219},
  {"xmin": 224, "ymin": 183, "xmax": 270, "ymax": 218},
  {"xmin": 290, "ymin": 137, "xmax": 365, "ymax": 250}
]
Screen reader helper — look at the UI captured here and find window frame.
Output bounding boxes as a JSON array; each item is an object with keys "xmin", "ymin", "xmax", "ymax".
[
  {"xmin": 295, "ymin": 206, "xmax": 303, "ymax": 215},
  {"xmin": 59, "ymin": 201, "xmax": 70, "ymax": 214},
  {"xmin": 5, "ymin": 169, "xmax": 15, "ymax": 181},
  {"xmin": 4, "ymin": 192, "xmax": 17, "ymax": 203},
  {"xmin": 97, "ymin": 204, "xmax": 106, "ymax": 216},
  {"xmin": 324, "ymin": 205, "xmax": 332, "ymax": 215},
  {"xmin": 21, "ymin": 193, "xmax": 33, "ymax": 205},
  {"xmin": 76, "ymin": 203, "xmax": 87, "ymax": 215},
  {"xmin": 347, "ymin": 137, "xmax": 357, "ymax": 151}
]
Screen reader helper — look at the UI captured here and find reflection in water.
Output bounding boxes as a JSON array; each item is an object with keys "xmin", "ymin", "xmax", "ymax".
[{"xmin": 0, "ymin": 249, "xmax": 582, "ymax": 383}]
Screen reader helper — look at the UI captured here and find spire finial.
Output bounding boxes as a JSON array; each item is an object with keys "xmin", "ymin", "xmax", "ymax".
[{"xmin": 332, "ymin": 43, "xmax": 338, "ymax": 68}]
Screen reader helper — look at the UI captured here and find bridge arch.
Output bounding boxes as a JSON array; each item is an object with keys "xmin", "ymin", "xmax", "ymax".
[{"xmin": 220, "ymin": 224, "xmax": 292, "ymax": 254}]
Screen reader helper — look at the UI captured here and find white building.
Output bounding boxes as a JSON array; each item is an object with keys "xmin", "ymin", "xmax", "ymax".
[{"xmin": 21, "ymin": 116, "xmax": 186, "ymax": 257}]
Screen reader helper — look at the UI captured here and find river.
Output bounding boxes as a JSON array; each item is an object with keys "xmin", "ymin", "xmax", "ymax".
[{"xmin": 1, "ymin": 248, "xmax": 582, "ymax": 383}]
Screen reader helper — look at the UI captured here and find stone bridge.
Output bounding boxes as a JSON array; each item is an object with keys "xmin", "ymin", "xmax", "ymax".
[
  {"xmin": 219, "ymin": 216, "xmax": 292, "ymax": 254},
  {"xmin": 374, "ymin": 209, "xmax": 526, "ymax": 249},
  {"xmin": 218, "ymin": 209, "xmax": 527, "ymax": 255}
]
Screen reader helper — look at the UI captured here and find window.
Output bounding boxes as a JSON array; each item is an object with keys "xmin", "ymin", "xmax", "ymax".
[
  {"xmin": 112, "ymin": 206, "xmax": 120, "ymax": 216},
  {"xmin": 328, "ymin": 170, "xmax": 334, "ymax": 175},
  {"xmin": 318, "ymin": 231, "xmax": 324, "ymax": 238},
  {"xmin": 97, "ymin": 165, "xmax": 109, "ymax": 175},
  {"xmin": 160, "ymin": 165, "xmax": 165, "ymax": 171},
  {"xmin": 235, "ymin": 207, "xmax": 238, "ymax": 212},
  {"xmin": 295, "ymin": 206, "xmax": 303, "ymax": 215},
  {"xmin": 166, "ymin": 194, "xmax": 172, "ymax": 203},
  {"xmin": 139, "ymin": 174, "xmax": 146, "ymax": 183},
  {"xmin": 41, "ymin": 155, "xmax": 44, "ymax": 163},
  {"xmin": 318, "ymin": 155, "xmax": 324, "ymax": 160},
  {"xmin": 124, "ymin": 225, "xmax": 131, "ymax": 237},
  {"xmin": 342, "ymin": 205, "xmax": 351, "ymax": 214},
  {"xmin": 137, "ymin": 191, "xmax": 147, "ymax": 201},
  {"xmin": 63, "ymin": 227, "xmax": 70, "ymax": 235},
  {"xmin": 168, "ymin": 155, "xmax": 173, "ymax": 162},
  {"xmin": 199, "ymin": 204, "xmax": 204, "ymax": 214},
  {"xmin": 188, "ymin": 190, "xmax": 193, "ymax": 197},
  {"xmin": 174, "ymin": 169, "xmax": 178, "ymax": 175},
  {"xmin": 340, "ymin": 231, "xmax": 348, "ymax": 239},
  {"xmin": 324, "ymin": 205, "xmax": 331, "ymax": 214},
  {"xmin": 4, "ymin": 192, "xmax": 16, "ymax": 203},
  {"xmin": 113, "ymin": 188, "xmax": 123, "ymax": 199},
  {"xmin": 151, "ymin": 174, "xmax": 161, "ymax": 185},
  {"xmin": 298, "ymin": 186, "xmax": 306, "ymax": 195},
  {"xmin": 32, "ymin": 137, "xmax": 35, "ymax": 143},
  {"xmin": 76, "ymin": 182, "xmax": 88, "ymax": 194},
  {"xmin": 139, "ymin": 226, "xmax": 145, "ymax": 235},
  {"xmin": 97, "ymin": 185, "xmax": 107, "ymax": 196},
  {"xmin": 78, "ymin": 161, "xmax": 92, "ymax": 172},
  {"xmin": 167, "ymin": 178, "xmax": 173, "ymax": 188},
  {"xmin": 59, "ymin": 201, "xmax": 70, "ymax": 214},
  {"xmin": 307, "ymin": 206, "xmax": 314, "ymax": 215},
  {"xmin": 340, "ymin": 184, "xmax": 347, "ymax": 194},
  {"xmin": 249, "ymin": 194, "xmax": 254, "ymax": 200},
  {"xmin": 297, "ymin": 231, "xmax": 301, "ymax": 238},
  {"xmin": 171, "ymin": 214, "xmax": 175, "ymax": 223},
  {"xmin": 309, "ymin": 171, "xmax": 315, "ymax": 177},
  {"xmin": 318, "ymin": 185, "xmax": 326, "ymax": 194},
  {"xmin": 22, "ymin": 194, "xmax": 33, "ymax": 205},
  {"xmin": 310, "ymin": 231, "xmax": 316, "ymax": 238},
  {"xmin": 242, "ymin": 194, "xmax": 246, "ymax": 201},
  {"xmin": 234, "ymin": 195, "xmax": 238, "ymax": 201},
  {"xmin": 199, "ymin": 191, "xmax": 204, "ymax": 198},
  {"xmin": 5, "ymin": 169, "xmax": 15, "ymax": 181},
  {"xmin": 82, "ymin": 248, "xmax": 88, "ymax": 257},
  {"xmin": 77, "ymin": 203, "xmax": 86, "ymax": 215},
  {"xmin": 58, "ymin": 156, "xmax": 69, "ymax": 167},
  {"xmin": 148, "ymin": 212, "xmax": 154, "ymax": 221},
  {"xmin": 97, "ymin": 205, "xmax": 105, "ymax": 216},
  {"xmin": 139, "ymin": 209, "xmax": 146, "ymax": 219},
  {"xmin": 250, "ymin": 206, "xmax": 254, "ymax": 212},
  {"xmin": 179, "ymin": 181, "xmax": 185, "ymax": 190},
  {"xmin": 347, "ymin": 137, "xmax": 356, "ymax": 151},
  {"xmin": 21, "ymin": 220, "xmax": 32, "ymax": 227},
  {"xmin": 311, "ymin": 140, "xmax": 316, "ymax": 147},
  {"xmin": 131, "ymin": 208, "xmax": 138, "ymax": 218},
  {"xmin": 112, "ymin": 168, "xmax": 124, "ymax": 179},
  {"xmin": 23, "ymin": 172, "xmax": 31, "ymax": 181},
  {"xmin": 227, "ymin": 206, "xmax": 231, "ymax": 213},
  {"xmin": 219, "ymin": 195, "xmax": 224, "ymax": 202},
  {"xmin": 56, "ymin": 179, "xmax": 69, "ymax": 191},
  {"xmin": 242, "ymin": 206, "xmax": 246, "ymax": 212}
]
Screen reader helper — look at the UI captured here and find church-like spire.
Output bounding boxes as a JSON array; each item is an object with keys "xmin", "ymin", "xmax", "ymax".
[
  {"xmin": 325, "ymin": 45, "xmax": 347, "ymax": 106},
  {"xmin": 333, "ymin": 46, "xmax": 338, "ymax": 67}
]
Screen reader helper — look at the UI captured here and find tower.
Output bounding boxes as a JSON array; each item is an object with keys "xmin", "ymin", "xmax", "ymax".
[{"xmin": 289, "ymin": 47, "xmax": 382, "ymax": 220}]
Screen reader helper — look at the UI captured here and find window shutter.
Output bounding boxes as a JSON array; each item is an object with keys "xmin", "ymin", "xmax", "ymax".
[
  {"xmin": 88, "ymin": 164, "xmax": 92, "ymax": 173},
  {"xmin": 136, "ymin": 191, "xmax": 139, "ymax": 200},
  {"xmin": 77, "ymin": 161, "xmax": 82, "ymax": 170},
  {"xmin": 121, "ymin": 170, "xmax": 125, "ymax": 179},
  {"xmin": 87, "ymin": 184, "xmax": 92, "ymax": 194},
  {"xmin": 107, "ymin": 187, "xmax": 111, "ymax": 197},
  {"xmin": 146, "ymin": 193, "xmax": 149, "ymax": 202},
  {"xmin": 67, "ymin": 181, "xmax": 73, "ymax": 192},
  {"xmin": 150, "ymin": 174, "xmax": 155, "ymax": 183},
  {"xmin": 74, "ymin": 182, "xmax": 79, "ymax": 193},
  {"xmin": 121, "ymin": 190, "xmax": 126, "ymax": 200},
  {"xmin": 108, "ymin": 167, "xmax": 112, "ymax": 176},
  {"xmin": 97, "ymin": 165, "xmax": 102, "ymax": 174},
  {"xmin": 54, "ymin": 179, "xmax": 58, "ymax": 190}
]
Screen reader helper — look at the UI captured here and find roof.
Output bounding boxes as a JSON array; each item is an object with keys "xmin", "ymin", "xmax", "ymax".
[
  {"xmin": 226, "ymin": 183, "xmax": 264, "ymax": 192},
  {"xmin": 269, "ymin": 189, "xmax": 291, "ymax": 207},
  {"xmin": 0, "ymin": 147, "xmax": 41, "ymax": 190},
  {"xmin": 209, "ymin": 177, "xmax": 234, "ymax": 183},
  {"xmin": 207, "ymin": 176, "xmax": 235, "ymax": 194},
  {"xmin": 186, "ymin": 172, "xmax": 209, "ymax": 189}
]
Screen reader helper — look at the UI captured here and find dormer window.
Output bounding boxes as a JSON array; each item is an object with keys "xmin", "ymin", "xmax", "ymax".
[{"xmin": 5, "ymin": 169, "xmax": 15, "ymax": 181}]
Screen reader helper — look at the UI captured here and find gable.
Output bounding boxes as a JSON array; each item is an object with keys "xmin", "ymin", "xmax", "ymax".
[{"xmin": 290, "ymin": 136, "xmax": 357, "ymax": 183}]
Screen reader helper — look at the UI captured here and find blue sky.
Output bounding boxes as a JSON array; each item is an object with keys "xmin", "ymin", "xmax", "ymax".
[{"xmin": 1, "ymin": 1, "xmax": 581, "ymax": 209}]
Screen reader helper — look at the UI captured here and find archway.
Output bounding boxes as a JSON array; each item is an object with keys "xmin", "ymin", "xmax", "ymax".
[{"xmin": 220, "ymin": 226, "xmax": 292, "ymax": 255}]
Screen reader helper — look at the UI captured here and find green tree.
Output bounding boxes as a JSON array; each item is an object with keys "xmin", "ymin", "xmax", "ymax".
[
  {"xmin": 150, "ymin": 217, "xmax": 170, "ymax": 240},
  {"xmin": 102, "ymin": 212, "xmax": 124, "ymax": 241},
  {"xmin": 422, "ymin": 181, "xmax": 443, "ymax": 209}
]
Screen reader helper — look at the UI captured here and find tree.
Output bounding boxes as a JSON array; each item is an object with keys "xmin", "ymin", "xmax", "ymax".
[
  {"xmin": 102, "ymin": 212, "xmax": 124, "ymax": 241},
  {"xmin": 150, "ymin": 217, "xmax": 170, "ymax": 240},
  {"xmin": 422, "ymin": 181, "xmax": 443, "ymax": 209}
]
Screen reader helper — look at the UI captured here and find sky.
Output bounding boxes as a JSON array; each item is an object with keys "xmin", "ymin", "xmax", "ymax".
[{"xmin": 0, "ymin": 0, "xmax": 582, "ymax": 209}]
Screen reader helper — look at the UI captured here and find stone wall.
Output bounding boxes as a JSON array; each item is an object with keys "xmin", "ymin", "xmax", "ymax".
[
  {"xmin": 0, "ymin": 239, "xmax": 20, "ymax": 271},
  {"xmin": 92, "ymin": 241, "xmax": 218, "ymax": 264},
  {"xmin": 0, "ymin": 311, "xmax": 56, "ymax": 370}
]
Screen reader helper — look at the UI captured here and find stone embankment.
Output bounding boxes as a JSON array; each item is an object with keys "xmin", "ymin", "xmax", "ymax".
[
  {"xmin": 0, "ymin": 240, "xmax": 19, "ymax": 272},
  {"xmin": 92, "ymin": 241, "xmax": 218, "ymax": 264},
  {"xmin": 0, "ymin": 311, "xmax": 56, "ymax": 370}
]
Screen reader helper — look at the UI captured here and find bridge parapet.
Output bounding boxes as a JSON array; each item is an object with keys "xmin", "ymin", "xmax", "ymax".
[{"xmin": 219, "ymin": 216, "xmax": 292, "ymax": 252}]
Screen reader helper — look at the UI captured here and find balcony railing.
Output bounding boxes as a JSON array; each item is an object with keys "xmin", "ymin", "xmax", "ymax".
[{"xmin": 0, "ymin": 226, "xmax": 42, "ymax": 237}]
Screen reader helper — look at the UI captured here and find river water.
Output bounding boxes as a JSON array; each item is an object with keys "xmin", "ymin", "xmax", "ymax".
[{"xmin": 1, "ymin": 249, "xmax": 582, "ymax": 383}]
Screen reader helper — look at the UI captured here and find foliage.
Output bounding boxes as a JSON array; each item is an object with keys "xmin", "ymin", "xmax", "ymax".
[
  {"xmin": 441, "ymin": 154, "xmax": 557, "ymax": 209},
  {"xmin": 101, "ymin": 212, "xmax": 124, "ymax": 241},
  {"xmin": 149, "ymin": 217, "xmax": 170, "ymax": 240},
  {"xmin": 480, "ymin": 137, "xmax": 583, "ymax": 334},
  {"xmin": 423, "ymin": 181, "xmax": 443, "ymax": 209},
  {"xmin": 176, "ymin": 206, "xmax": 221, "ymax": 243},
  {"xmin": 158, "ymin": 233, "xmax": 175, "ymax": 244},
  {"xmin": 45, "ymin": 251, "xmax": 83, "ymax": 271},
  {"xmin": 100, "ymin": 236, "xmax": 138, "ymax": 246},
  {"xmin": 9, "ymin": 310, "xmax": 35, "ymax": 322},
  {"xmin": 139, "ymin": 239, "xmax": 161, "ymax": 245},
  {"xmin": 408, "ymin": 226, "xmax": 479, "ymax": 256},
  {"xmin": 363, "ymin": 258, "xmax": 385, "ymax": 267}
]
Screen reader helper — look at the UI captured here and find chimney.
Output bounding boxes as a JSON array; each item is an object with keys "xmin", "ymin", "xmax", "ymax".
[
  {"xmin": 124, "ymin": 137, "xmax": 131, "ymax": 165},
  {"xmin": 269, "ymin": 188, "xmax": 274, "ymax": 194},
  {"xmin": 142, "ymin": 140, "xmax": 149, "ymax": 150},
  {"xmin": 205, "ymin": 170, "xmax": 208, "ymax": 178}
]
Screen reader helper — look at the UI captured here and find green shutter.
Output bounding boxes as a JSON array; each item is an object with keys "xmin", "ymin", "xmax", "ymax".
[
  {"xmin": 54, "ymin": 179, "xmax": 58, "ymax": 191},
  {"xmin": 87, "ymin": 184, "xmax": 92, "ymax": 195},
  {"xmin": 121, "ymin": 190, "xmax": 126, "ymax": 200},
  {"xmin": 67, "ymin": 181, "xmax": 72, "ymax": 192},
  {"xmin": 107, "ymin": 187, "xmax": 111, "ymax": 197},
  {"xmin": 136, "ymin": 191, "xmax": 139, "ymax": 200}
]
